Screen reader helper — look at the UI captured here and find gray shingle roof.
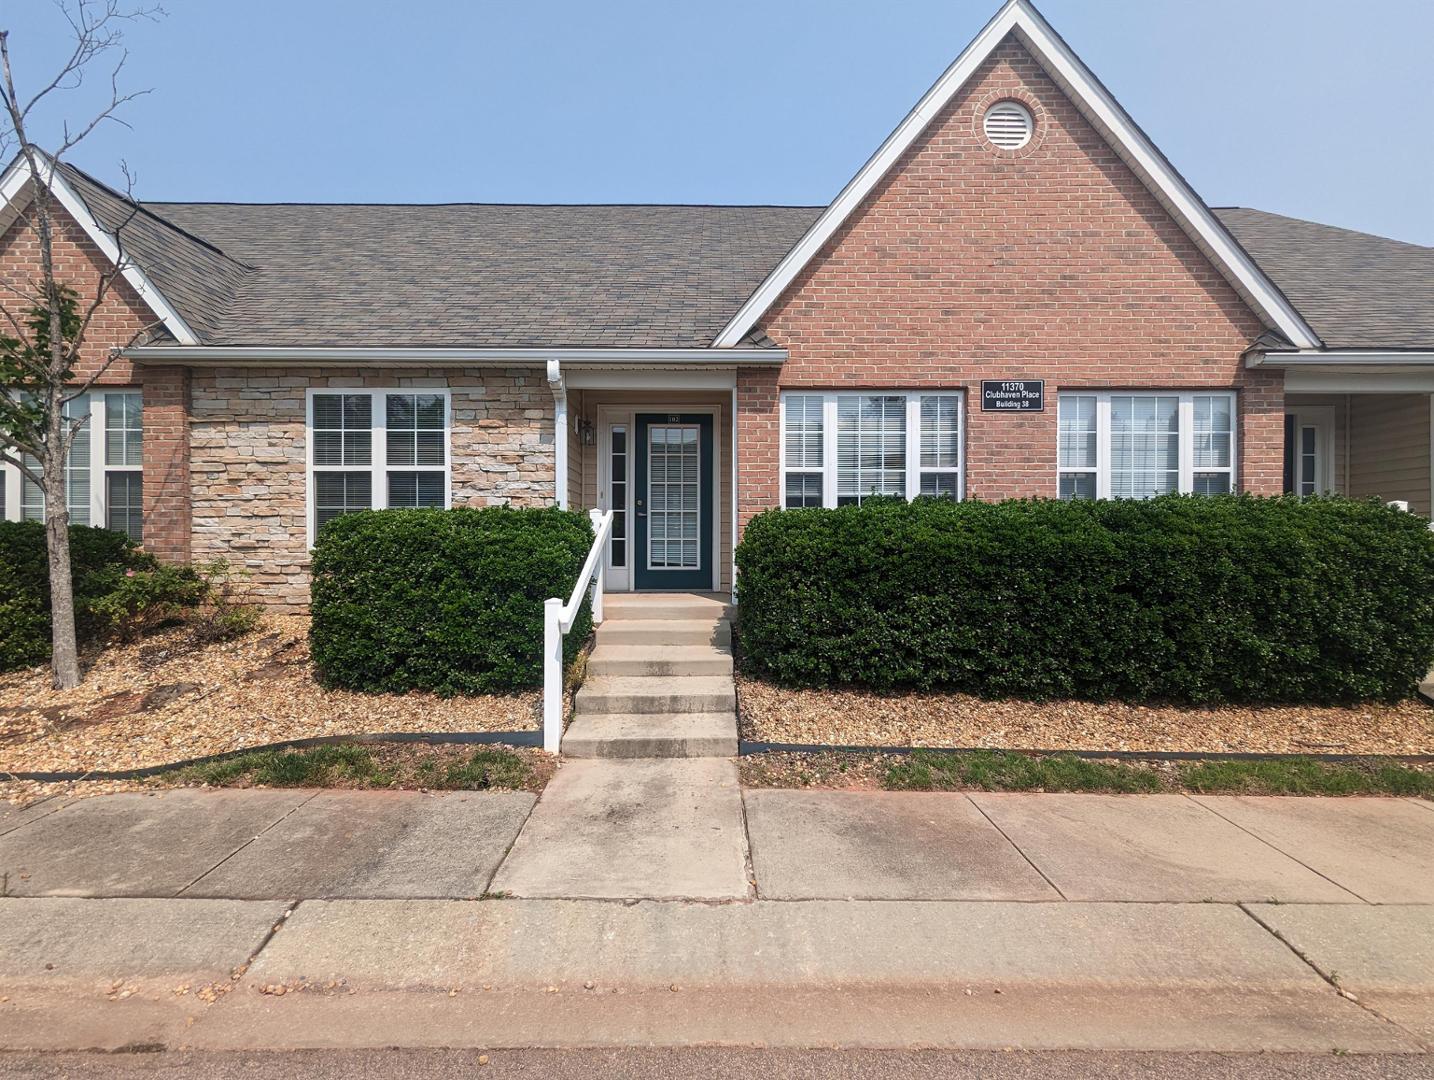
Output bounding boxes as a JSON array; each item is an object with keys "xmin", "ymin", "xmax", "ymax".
[
  {"xmin": 56, "ymin": 163, "xmax": 1434, "ymax": 353},
  {"xmin": 62, "ymin": 165, "xmax": 252, "ymax": 344},
  {"xmin": 1215, "ymin": 208, "xmax": 1434, "ymax": 351},
  {"xmin": 137, "ymin": 199, "xmax": 822, "ymax": 349}
]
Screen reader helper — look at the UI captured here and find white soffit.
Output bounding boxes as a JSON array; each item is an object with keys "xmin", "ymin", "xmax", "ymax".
[{"xmin": 713, "ymin": 0, "xmax": 1321, "ymax": 351}]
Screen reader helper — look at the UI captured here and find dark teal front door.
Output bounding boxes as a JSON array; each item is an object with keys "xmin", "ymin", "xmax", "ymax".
[{"xmin": 633, "ymin": 413, "xmax": 713, "ymax": 591}]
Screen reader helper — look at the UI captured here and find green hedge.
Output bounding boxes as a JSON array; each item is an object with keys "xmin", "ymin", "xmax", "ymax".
[
  {"xmin": 734, "ymin": 495, "xmax": 1434, "ymax": 705},
  {"xmin": 310, "ymin": 506, "xmax": 595, "ymax": 695},
  {"xmin": 0, "ymin": 520, "xmax": 157, "ymax": 671}
]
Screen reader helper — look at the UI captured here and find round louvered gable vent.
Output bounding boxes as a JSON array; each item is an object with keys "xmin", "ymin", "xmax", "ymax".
[{"xmin": 983, "ymin": 101, "xmax": 1033, "ymax": 149}]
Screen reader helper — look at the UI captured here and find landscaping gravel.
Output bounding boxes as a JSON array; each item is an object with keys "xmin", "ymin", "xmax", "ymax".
[
  {"xmin": 0, "ymin": 616, "xmax": 539, "ymax": 776},
  {"xmin": 737, "ymin": 675, "xmax": 1434, "ymax": 756}
]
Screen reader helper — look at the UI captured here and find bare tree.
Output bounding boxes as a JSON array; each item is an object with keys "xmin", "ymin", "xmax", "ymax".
[{"xmin": 0, "ymin": 1, "xmax": 163, "ymax": 688}]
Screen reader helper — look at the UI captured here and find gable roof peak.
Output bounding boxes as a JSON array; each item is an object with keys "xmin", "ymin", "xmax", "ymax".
[
  {"xmin": 0, "ymin": 151, "xmax": 202, "ymax": 345},
  {"xmin": 712, "ymin": 0, "xmax": 1322, "ymax": 351}
]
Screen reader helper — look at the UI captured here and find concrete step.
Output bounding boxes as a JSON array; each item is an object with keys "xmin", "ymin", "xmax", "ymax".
[
  {"xmin": 574, "ymin": 675, "xmax": 736, "ymax": 715},
  {"xmin": 587, "ymin": 644, "xmax": 733, "ymax": 678},
  {"xmin": 597, "ymin": 619, "xmax": 731, "ymax": 648},
  {"xmin": 603, "ymin": 593, "xmax": 732, "ymax": 622},
  {"xmin": 562, "ymin": 712, "xmax": 739, "ymax": 759}
]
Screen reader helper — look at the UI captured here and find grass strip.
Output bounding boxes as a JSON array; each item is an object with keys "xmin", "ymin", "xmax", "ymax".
[
  {"xmin": 886, "ymin": 750, "xmax": 1163, "ymax": 793},
  {"xmin": 1179, "ymin": 756, "xmax": 1434, "ymax": 797},
  {"xmin": 880, "ymin": 749, "xmax": 1433, "ymax": 796},
  {"xmin": 180, "ymin": 743, "xmax": 535, "ymax": 791}
]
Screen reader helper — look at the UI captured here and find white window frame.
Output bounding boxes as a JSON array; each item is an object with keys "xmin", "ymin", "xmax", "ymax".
[
  {"xmin": 305, "ymin": 387, "xmax": 453, "ymax": 548},
  {"xmin": 2, "ymin": 389, "xmax": 143, "ymax": 536},
  {"xmin": 1285, "ymin": 406, "xmax": 1335, "ymax": 497},
  {"xmin": 1057, "ymin": 391, "xmax": 1238, "ymax": 499},
  {"xmin": 101, "ymin": 390, "xmax": 144, "ymax": 540},
  {"xmin": 780, "ymin": 390, "xmax": 966, "ymax": 508}
]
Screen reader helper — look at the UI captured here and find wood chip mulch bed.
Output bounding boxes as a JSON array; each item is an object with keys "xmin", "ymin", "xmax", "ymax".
[
  {"xmin": 737, "ymin": 674, "xmax": 1434, "ymax": 756},
  {"xmin": 0, "ymin": 615, "xmax": 539, "ymax": 777}
]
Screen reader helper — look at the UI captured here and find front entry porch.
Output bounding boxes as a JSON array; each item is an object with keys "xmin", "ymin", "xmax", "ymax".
[
  {"xmin": 1284, "ymin": 391, "xmax": 1433, "ymax": 513},
  {"xmin": 563, "ymin": 386, "xmax": 735, "ymax": 593}
]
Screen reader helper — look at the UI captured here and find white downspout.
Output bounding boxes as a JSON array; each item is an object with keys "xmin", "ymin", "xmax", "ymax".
[
  {"xmin": 547, "ymin": 358, "xmax": 568, "ymax": 510},
  {"xmin": 730, "ymin": 384, "xmax": 738, "ymax": 601}
]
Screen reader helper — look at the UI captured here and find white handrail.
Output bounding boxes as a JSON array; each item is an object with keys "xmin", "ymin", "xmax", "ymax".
[{"xmin": 543, "ymin": 508, "xmax": 615, "ymax": 752}]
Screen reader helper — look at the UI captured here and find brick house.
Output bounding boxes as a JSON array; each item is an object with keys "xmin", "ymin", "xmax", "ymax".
[{"xmin": 2, "ymin": 0, "xmax": 1431, "ymax": 610}]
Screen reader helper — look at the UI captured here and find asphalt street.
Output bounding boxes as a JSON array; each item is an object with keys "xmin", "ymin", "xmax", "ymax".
[{"xmin": 0, "ymin": 1049, "xmax": 1427, "ymax": 1080}]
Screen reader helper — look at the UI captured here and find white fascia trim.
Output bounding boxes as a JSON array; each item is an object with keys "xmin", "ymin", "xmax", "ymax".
[
  {"xmin": 0, "ymin": 156, "xmax": 200, "ymax": 346},
  {"xmin": 712, "ymin": 0, "xmax": 1321, "ymax": 352},
  {"xmin": 124, "ymin": 345, "xmax": 787, "ymax": 365},
  {"xmin": 566, "ymin": 369, "xmax": 736, "ymax": 390},
  {"xmin": 1249, "ymin": 350, "xmax": 1434, "ymax": 367}
]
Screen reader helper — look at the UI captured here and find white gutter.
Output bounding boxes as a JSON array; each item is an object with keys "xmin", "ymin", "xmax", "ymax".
[
  {"xmin": 547, "ymin": 359, "xmax": 569, "ymax": 510},
  {"xmin": 1248, "ymin": 350, "xmax": 1434, "ymax": 368},
  {"xmin": 125, "ymin": 345, "xmax": 788, "ymax": 365}
]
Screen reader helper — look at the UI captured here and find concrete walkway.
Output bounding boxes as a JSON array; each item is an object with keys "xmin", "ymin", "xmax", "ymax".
[
  {"xmin": 10, "ymin": 785, "xmax": 1430, "ymax": 905},
  {"xmin": 1, "ymin": 786, "xmax": 1432, "ymax": 1054}
]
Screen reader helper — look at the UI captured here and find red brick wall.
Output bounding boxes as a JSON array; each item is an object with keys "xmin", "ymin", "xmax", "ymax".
[
  {"xmin": 140, "ymin": 366, "xmax": 191, "ymax": 562},
  {"xmin": 0, "ymin": 202, "xmax": 152, "ymax": 382},
  {"xmin": 0, "ymin": 195, "xmax": 192, "ymax": 560},
  {"xmin": 737, "ymin": 36, "xmax": 1284, "ymax": 531}
]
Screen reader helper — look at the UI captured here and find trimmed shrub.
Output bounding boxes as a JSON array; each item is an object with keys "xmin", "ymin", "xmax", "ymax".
[
  {"xmin": 86, "ymin": 561, "xmax": 211, "ymax": 642},
  {"xmin": 734, "ymin": 495, "xmax": 1434, "ymax": 705},
  {"xmin": 309, "ymin": 506, "xmax": 595, "ymax": 695},
  {"xmin": 0, "ymin": 520, "xmax": 158, "ymax": 671}
]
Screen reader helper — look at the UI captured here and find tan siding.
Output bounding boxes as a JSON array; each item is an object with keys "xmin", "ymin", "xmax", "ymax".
[
  {"xmin": 567, "ymin": 388, "xmax": 586, "ymax": 510},
  {"xmin": 1347, "ymin": 395, "xmax": 1432, "ymax": 515},
  {"xmin": 576, "ymin": 389, "xmax": 732, "ymax": 591}
]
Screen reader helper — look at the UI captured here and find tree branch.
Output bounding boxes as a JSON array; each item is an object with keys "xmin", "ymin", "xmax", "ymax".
[{"xmin": 0, "ymin": 446, "xmax": 42, "ymax": 486}]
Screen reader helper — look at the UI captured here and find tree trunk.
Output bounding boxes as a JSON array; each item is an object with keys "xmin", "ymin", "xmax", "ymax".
[{"xmin": 44, "ymin": 405, "xmax": 81, "ymax": 690}]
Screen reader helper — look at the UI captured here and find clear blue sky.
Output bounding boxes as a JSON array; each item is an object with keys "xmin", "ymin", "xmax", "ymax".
[{"xmin": 6, "ymin": 0, "xmax": 1433, "ymax": 244}]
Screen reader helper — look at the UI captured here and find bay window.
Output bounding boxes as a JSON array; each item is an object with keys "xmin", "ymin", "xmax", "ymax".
[
  {"xmin": 1058, "ymin": 391, "xmax": 1235, "ymax": 499},
  {"xmin": 306, "ymin": 388, "xmax": 451, "ymax": 544},
  {"xmin": 782, "ymin": 391, "xmax": 964, "ymax": 508},
  {"xmin": 4, "ymin": 390, "xmax": 144, "ymax": 540}
]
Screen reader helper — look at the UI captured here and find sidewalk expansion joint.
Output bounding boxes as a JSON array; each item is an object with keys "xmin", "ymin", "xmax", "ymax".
[
  {"xmin": 964, "ymin": 794, "xmax": 1068, "ymax": 901},
  {"xmin": 238, "ymin": 900, "xmax": 301, "ymax": 980},
  {"xmin": 174, "ymin": 791, "xmax": 321, "ymax": 898},
  {"xmin": 738, "ymin": 788, "xmax": 759, "ymax": 900},
  {"xmin": 1237, "ymin": 901, "xmax": 1432, "ymax": 1052},
  {"xmin": 1183, "ymin": 794, "xmax": 1370, "ymax": 904},
  {"xmin": 0, "ymin": 793, "xmax": 64, "ymax": 839},
  {"xmin": 482, "ymin": 786, "xmax": 547, "ymax": 898}
]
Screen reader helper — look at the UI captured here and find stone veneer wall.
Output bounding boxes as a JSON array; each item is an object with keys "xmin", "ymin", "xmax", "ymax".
[{"xmin": 190, "ymin": 367, "xmax": 555, "ymax": 611}]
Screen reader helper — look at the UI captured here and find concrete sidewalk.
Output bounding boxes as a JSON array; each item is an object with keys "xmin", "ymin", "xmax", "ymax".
[
  {"xmin": 5, "ymin": 784, "xmax": 1431, "ymax": 904},
  {"xmin": 0, "ymin": 895, "xmax": 1430, "ymax": 1053},
  {"xmin": 1, "ymin": 783, "xmax": 1432, "ymax": 1053}
]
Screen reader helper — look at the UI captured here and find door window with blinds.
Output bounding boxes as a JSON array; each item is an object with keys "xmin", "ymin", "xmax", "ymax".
[
  {"xmin": 781, "ymin": 391, "xmax": 964, "ymax": 507},
  {"xmin": 646, "ymin": 423, "xmax": 701, "ymax": 569},
  {"xmin": 1058, "ymin": 392, "xmax": 1235, "ymax": 500},
  {"xmin": 306, "ymin": 388, "xmax": 450, "ymax": 544},
  {"xmin": 3, "ymin": 390, "xmax": 144, "ymax": 540}
]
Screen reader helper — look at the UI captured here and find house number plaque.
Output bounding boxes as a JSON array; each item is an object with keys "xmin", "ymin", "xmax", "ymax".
[{"xmin": 980, "ymin": 380, "xmax": 1045, "ymax": 412}]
